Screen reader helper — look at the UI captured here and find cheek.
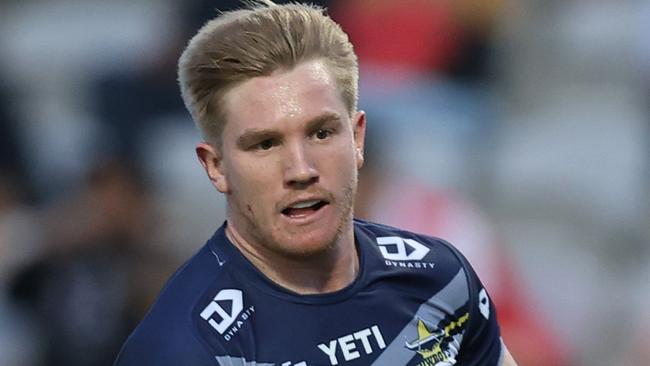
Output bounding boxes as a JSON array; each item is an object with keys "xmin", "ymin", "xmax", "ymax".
[
  {"xmin": 228, "ymin": 158, "xmax": 276, "ymax": 201},
  {"xmin": 333, "ymin": 142, "xmax": 357, "ymax": 165},
  {"xmin": 323, "ymin": 146, "xmax": 358, "ymax": 180},
  {"xmin": 228, "ymin": 154, "xmax": 268, "ymax": 183}
]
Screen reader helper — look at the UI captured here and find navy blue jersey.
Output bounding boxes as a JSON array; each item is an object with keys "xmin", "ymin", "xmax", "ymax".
[{"xmin": 115, "ymin": 220, "xmax": 503, "ymax": 366}]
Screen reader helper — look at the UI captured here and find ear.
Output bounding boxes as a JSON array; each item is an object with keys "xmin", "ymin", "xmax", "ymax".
[
  {"xmin": 352, "ymin": 111, "xmax": 367, "ymax": 169},
  {"xmin": 196, "ymin": 142, "xmax": 229, "ymax": 193}
]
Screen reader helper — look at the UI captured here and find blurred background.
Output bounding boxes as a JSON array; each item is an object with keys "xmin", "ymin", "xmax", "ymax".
[{"xmin": 0, "ymin": 0, "xmax": 648, "ymax": 365}]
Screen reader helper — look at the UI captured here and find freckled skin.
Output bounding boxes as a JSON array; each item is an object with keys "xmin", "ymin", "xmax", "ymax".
[{"xmin": 197, "ymin": 59, "xmax": 366, "ymax": 271}]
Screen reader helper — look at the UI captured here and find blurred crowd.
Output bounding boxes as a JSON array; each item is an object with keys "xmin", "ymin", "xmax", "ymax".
[{"xmin": 0, "ymin": 0, "xmax": 648, "ymax": 365}]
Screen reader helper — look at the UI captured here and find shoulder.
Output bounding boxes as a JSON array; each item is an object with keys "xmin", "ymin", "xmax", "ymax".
[
  {"xmin": 115, "ymin": 243, "xmax": 227, "ymax": 366},
  {"xmin": 356, "ymin": 218, "xmax": 494, "ymax": 307},
  {"xmin": 355, "ymin": 219, "xmax": 471, "ymax": 275},
  {"xmin": 355, "ymin": 219, "xmax": 504, "ymax": 363},
  {"xmin": 355, "ymin": 219, "xmax": 481, "ymax": 312}
]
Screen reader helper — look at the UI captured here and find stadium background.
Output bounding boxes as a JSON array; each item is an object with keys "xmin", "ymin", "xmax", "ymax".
[{"xmin": 0, "ymin": 0, "xmax": 648, "ymax": 365}]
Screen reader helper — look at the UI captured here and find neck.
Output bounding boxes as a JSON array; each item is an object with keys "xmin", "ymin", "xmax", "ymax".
[{"xmin": 224, "ymin": 221, "xmax": 359, "ymax": 294}]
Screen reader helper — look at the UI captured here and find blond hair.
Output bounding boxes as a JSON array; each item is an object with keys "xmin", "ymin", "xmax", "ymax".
[{"xmin": 178, "ymin": 0, "xmax": 359, "ymax": 144}]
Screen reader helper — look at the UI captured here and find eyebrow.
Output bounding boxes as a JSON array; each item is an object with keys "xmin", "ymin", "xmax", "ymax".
[
  {"xmin": 236, "ymin": 128, "xmax": 281, "ymax": 149},
  {"xmin": 303, "ymin": 112, "xmax": 344, "ymax": 135},
  {"xmin": 236, "ymin": 112, "xmax": 343, "ymax": 148}
]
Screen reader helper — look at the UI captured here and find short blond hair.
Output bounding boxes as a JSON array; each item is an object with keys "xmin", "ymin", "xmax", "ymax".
[{"xmin": 178, "ymin": 0, "xmax": 359, "ymax": 144}]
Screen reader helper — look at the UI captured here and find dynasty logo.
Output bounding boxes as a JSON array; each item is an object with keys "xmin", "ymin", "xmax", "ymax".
[
  {"xmin": 405, "ymin": 314, "xmax": 468, "ymax": 366},
  {"xmin": 375, "ymin": 236, "xmax": 435, "ymax": 269},
  {"xmin": 200, "ymin": 288, "xmax": 255, "ymax": 341}
]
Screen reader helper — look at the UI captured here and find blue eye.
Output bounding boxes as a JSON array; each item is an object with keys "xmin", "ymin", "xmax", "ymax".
[
  {"xmin": 257, "ymin": 139, "xmax": 274, "ymax": 150},
  {"xmin": 315, "ymin": 129, "xmax": 331, "ymax": 140},
  {"xmin": 249, "ymin": 139, "xmax": 275, "ymax": 151}
]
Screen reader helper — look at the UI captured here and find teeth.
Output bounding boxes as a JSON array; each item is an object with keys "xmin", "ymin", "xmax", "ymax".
[{"xmin": 290, "ymin": 200, "xmax": 320, "ymax": 209}]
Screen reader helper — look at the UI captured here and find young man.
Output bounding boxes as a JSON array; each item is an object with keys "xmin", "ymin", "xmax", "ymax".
[{"xmin": 115, "ymin": 1, "xmax": 517, "ymax": 365}]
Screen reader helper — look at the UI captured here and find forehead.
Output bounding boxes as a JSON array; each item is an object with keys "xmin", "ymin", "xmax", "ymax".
[{"xmin": 221, "ymin": 60, "xmax": 347, "ymax": 132}]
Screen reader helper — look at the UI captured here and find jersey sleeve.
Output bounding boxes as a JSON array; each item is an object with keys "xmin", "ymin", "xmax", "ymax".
[
  {"xmin": 449, "ymin": 244, "xmax": 504, "ymax": 365},
  {"xmin": 113, "ymin": 299, "xmax": 218, "ymax": 366},
  {"xmin": 114, "ymin": 325, "xmax": 217, "ymax": 366}
]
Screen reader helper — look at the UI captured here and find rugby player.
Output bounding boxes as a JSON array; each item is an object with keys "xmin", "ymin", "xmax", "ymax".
[{"xmin": 115, "ymin": 1, "xmax": 517, "ymax": 365}]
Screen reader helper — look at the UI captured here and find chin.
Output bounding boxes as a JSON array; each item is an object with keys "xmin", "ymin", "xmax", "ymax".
[{"xmin": 271, "ymin": 228, "xmax": 341, "ymax": 259}]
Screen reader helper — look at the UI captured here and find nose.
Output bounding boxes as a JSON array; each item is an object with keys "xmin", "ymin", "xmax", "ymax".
[{"xmin": 283, "ymin": 141, "xmax": 319, "ymax": 188}]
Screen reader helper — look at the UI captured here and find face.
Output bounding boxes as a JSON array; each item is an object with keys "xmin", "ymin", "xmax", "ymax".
[{"xmin": 197, "ymin": 59, "xmax": 366, "ymax": 259}]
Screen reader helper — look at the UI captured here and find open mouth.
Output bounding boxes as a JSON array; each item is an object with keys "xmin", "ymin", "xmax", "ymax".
[{"xmin": 281, "ymin": 199, "xmax": 328, "ymax": 218}]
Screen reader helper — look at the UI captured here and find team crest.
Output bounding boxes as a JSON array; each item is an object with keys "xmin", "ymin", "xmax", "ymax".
[{"xmin": 405, "ymin": 314, "xmax": 468, "ymax": 366}]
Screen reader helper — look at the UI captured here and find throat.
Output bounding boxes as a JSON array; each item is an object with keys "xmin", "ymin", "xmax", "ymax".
[{"xmin": 224, "ymin": 222, "xmax": 359, "ymax": 294}]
